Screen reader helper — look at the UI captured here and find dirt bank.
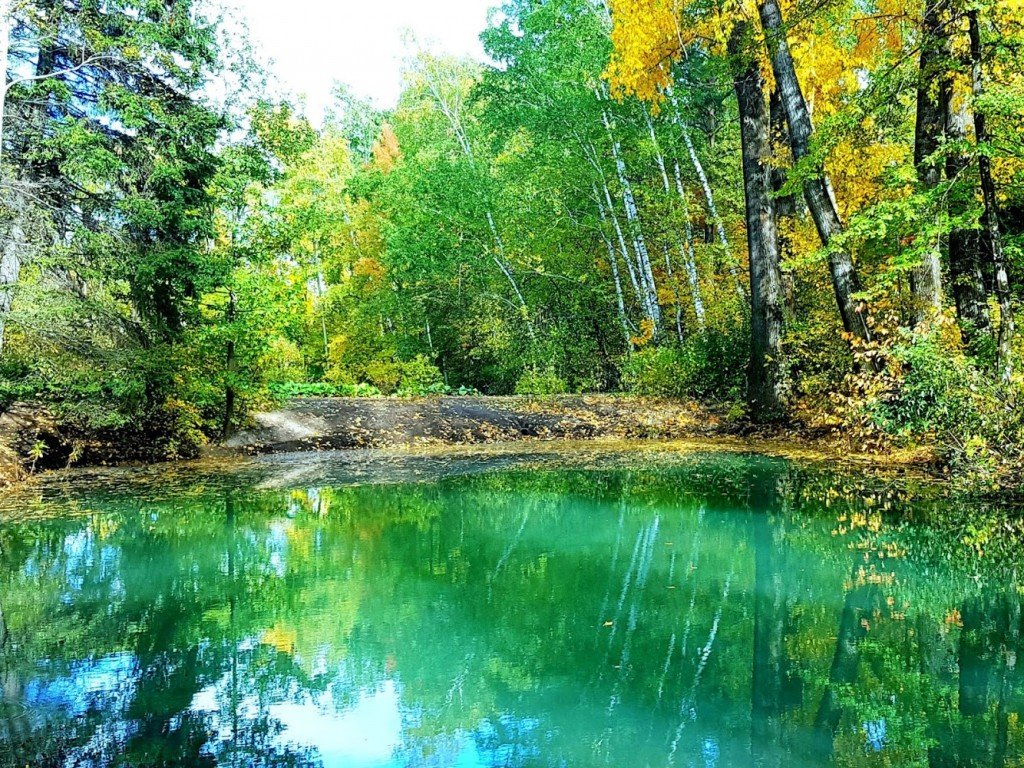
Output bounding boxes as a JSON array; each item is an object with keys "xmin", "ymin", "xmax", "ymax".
[
  {"xmin": 221, "ymin": 395, "xmax": 716, "ymax": 454},
  {"xmin": 0, "ymin": 395, "xmax": 936, "ymax": 490}
]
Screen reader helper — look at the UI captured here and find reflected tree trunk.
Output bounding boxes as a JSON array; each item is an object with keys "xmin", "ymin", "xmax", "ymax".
[
  {"xmin": 751, "ymin": 476, "xmax": 787, "ymax": 768},
  {"xmin": 813, "ymin": 566, "xmax": 879, "ymax": 760},
  {"xmin": 958, "ymin": 594, "xmax": 999, "ymax": 765},
  {"xmin": 993, "ymin": 582, "xmax": 1020, "ymax": 768}
]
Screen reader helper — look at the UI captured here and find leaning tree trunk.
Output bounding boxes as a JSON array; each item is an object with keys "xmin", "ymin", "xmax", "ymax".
[
  {"xmin": 731, "ymin": 22, "xmax": 786, "ymax": 419},
  {"xmin": 595, "ymin": 184, "xmax": 637, "ymax": 348},
  {"xmin": 910, "ymin": 0, "xmax": 949, "ymax": 324},
  {"xmin": 968, "ymin": 8, "xmax": 1014, "ymax": 382},
  {"xmin": 757, "ymin": 0, "xmax": 873, "ymax": 344},
  {"xmin": 667, "ymin": 92, "xmax": 747, "ymax": 300}
]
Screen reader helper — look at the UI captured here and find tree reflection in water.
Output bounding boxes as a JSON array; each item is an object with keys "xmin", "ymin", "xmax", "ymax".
[{"xmin": 0, "ymin": 452, "xmax": 1022, "ymax": 767}]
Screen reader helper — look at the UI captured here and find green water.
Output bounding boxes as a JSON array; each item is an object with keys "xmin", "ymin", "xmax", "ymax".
[{"xmin": 1, "ymin": 448, "xmax": 1022, "ymax": 767}]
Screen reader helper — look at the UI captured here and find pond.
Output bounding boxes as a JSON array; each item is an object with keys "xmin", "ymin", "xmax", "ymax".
[{"xmin": 0, "ymin": 446, "xmax": 1022, "ymax": 767}]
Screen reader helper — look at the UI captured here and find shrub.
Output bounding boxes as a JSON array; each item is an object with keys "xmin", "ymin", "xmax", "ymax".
[
  {"xmin": 619, "ymin": 328, "xmax": 747, "ymax": 401},
  {"xmin": 268, "ymin": 381, "xmax": 383, "ymax": 399},
  {"xmin": 364, "ymin": 360, "xmax": 403, "ymax": 394},
  {"xmin": 837, "ymin": 316, "xmax": 1024, "ymax": 488},
  {"xmin": 514, "ymin": 367, "xmax": 568, "ymax": 396},
  {"xmin": 395, "ymin": 355, "xmax": 445, "ymax": 396}
]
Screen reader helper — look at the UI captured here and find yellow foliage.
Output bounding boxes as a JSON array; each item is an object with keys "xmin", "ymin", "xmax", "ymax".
[
  {"xmin": 605, "ymin": 0, "xmax": 682, "ymax": 102},
  {"xmin": 631, "ymin": 317, "xmax": 657, "ymax": 346},
  {"xmin": 353, "ymin": 256, "xmax": 386, "ymax": 282},
  {"xmin": 372, "ymin": 122, "xmax": 402, "ymax": 172}
]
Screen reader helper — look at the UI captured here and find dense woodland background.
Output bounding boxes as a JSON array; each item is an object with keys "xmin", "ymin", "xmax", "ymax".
[{"xmin": 0, "ymin": 0, "xmax": 1022, "ymax": 484}]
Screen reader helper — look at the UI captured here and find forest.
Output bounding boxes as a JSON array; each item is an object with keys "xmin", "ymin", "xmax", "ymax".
[{"xmin": 0, "ymin": 0, "xmax": 1022, "ymax": 485}]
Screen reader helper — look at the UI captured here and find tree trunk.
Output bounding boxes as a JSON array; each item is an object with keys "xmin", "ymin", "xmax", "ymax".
[
  {"xmin": 945, "ymin": 94, "xmax": 989, "ymax": 337},
  {"xmin": 968, "ymin": 8, "xmax": 1014, "ymax": 381},
  {"xmin": 223, "ymin": 290, "xmax": 237, "ymax": 441},
  {"xmin": 601, "ymin": 176, "xmax": 643, "ymax": 302},
  {"xmin": 0, "ymin": 0, "xmax": 10, "ymax": 169},
  {"xmin": 732, "ymin": 23, "xmax": 786, "ymax": 419},
  {"xmin": 424, "ymin": 72, "xmax": 535, "ymax": 341},
  {"xmin": 769, "ymin": 90, "xmax": 798, "ymax": 221},
  {"xmin": 910, "ymin": 0, "xmax": 949, "ymax": 324},
  {"xmin": 673, "ymin": 160, "xmax": 707, "ymax": 329},
  {"xmin": 601, "ymin": 107, "xmax": 662, "ymax": 334},
  {"xmin": 668, "ymin": 93, "xmax": 747, "ymax": 300},
  {"xmin": 757, "ymin": 0, "xmax": 873, "ymax": 344},
  {"xmin": 596, "ymin": 184, "xmax": 636, "ymax": 348},
  {"xmin": 0, "ymin": 218, "xmax": 23, "ymax": 357},
  {"xmin": 645, "ymin": 115, "xmax": 692, "ymax": 341}
]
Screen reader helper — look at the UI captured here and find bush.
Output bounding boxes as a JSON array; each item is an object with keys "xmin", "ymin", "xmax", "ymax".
[
  {"xmin": 395, "ymin": 355, "xmax": 445, "ymax": 396},
  {"xmin": 619, "ymin": 328, "xmax": 747, "ymax": 400},
  {"xmin": 838, "ymin": 317, "xmax": 1024, "ymax": 488},
  {"xmin": 271, "ymin": 355, "xmax": 445, "ymax": 399},
  {"xmin": 364, "ymin": 360, "xmax": 403, "ymax": 394},
  {"xmin": 514, "ymin": 367, "xmax": 568, "ymax": 396},
  {"xmin": 268, "ymin": 381, "xmax": 383, "ymax": 399}
]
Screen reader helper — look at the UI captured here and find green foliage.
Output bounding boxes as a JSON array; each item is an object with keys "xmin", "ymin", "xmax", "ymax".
[
  {"xmin": 395, "ymin": 355, "xmax": 446, "ymax": 396},
  {"xmin": 268, "ymin": 382, "xmax": 383, "ymax": 399},
  {"xmin": 514, "ymin": 367, "xmax": 569, "ymax": 396},
  {"xmin": 619, "ymin": 328, "xmax": 748, "ymax": 401},
  {"xmin": 865, "ymin": 323, "xmax": 1024, "ymax": 487}
]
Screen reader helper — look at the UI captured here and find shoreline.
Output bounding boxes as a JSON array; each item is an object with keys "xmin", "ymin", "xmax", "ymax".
[{"xmin": 1, "ymin": 394, "xmax": 941, "ymax": 497}]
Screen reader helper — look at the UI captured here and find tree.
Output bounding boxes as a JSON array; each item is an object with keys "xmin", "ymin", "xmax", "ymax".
[{"xmin": 729, "ymin": 21, "xmax": 785, "ymax": 419}]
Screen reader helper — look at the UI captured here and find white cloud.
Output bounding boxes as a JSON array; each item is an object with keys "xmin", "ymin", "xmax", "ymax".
[{"xmin": 235, "ymin": 0, "xmax": 494, "ymax": 121}]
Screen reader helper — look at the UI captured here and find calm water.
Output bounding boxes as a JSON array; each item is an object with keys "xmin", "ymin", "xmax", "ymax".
[{"xmin": 0, "ymin": 448, "xmax": 1022, "ymax": 767}]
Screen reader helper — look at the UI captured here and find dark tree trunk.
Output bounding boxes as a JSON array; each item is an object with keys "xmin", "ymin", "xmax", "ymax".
[
  {"xmin": 731, "ymin": 22, "xmax": 786, "ymax": 420},
  {"xmin": 223, "ymin": 290, "xmax": 237, "ymax": 441},
  {"xmin": 769, "ymin": 90, "xmax": 800, "ymax": 317},
  {"xmin": 945, "ymin": 94, "xmax": 990, "ymax": 338},
  {"xmin": 757, "ymin": 0, "xmax": 874, "ymax": 345},
  {"xmin": 751, "ymin": 486, "xmax": 787, "ymax": 768},
  {"xmin": 968, "ymin": 9, "xmax": 1014, "ymax": 381},
  {"xmin": 958, "ymin": 596, "xmax": 998, "ymax": 763},
  {"xmin": 910, "ymin": 0, "xmax": 949, "ymax": 324},
  {"xmin": 769, "ymin": 90, "xmax": 797, "ymax": 221},
  {"xmin": 993, "ymin": 585, "xmax": 1021, "ymax": 768},
  {"xmin": 813, "ymin": 570, "xmax": 879, "ymax": 760}
]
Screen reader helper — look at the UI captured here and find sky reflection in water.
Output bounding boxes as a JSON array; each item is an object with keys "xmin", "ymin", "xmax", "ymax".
[{"xmin": 0, "ymin": 451, "xmax": 1021, "ymax": 767}]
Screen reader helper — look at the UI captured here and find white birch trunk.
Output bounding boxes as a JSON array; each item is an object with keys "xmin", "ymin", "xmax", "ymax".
[
  {"xmin": 421, "ymin": 65, "xmax": 534, "ymax": 337},
  {"xmin": 673, "ymin": 161, "xmax": 706, "ymax": 328},
  {"xmin": 646, "ymin": 115, "xmax": 694, "ymax": 340},
  {"xmin": 600, "ymin": 106, "xmax": 661, "ymax": 333},
  {"xmin": 0, "ymin": 219, "xmax": 22, "ymax": 356},
  {"xmin": 668, "ymin": 93, "xmax": 746, "ymax": 299},
  {"xmin": 595, "ymin": 184, "xmax": 636, "ymax": 347}
]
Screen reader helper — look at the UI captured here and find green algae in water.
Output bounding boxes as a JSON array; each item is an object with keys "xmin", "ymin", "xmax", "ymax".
[{"xmin": 0, "ymin": 450, "xmax": 1022, "ymax": 767}]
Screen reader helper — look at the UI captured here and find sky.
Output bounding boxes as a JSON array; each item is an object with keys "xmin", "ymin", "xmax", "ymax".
[{"xmin": 236, "ymin": 0, "xmax": 496, "ymax": 122}]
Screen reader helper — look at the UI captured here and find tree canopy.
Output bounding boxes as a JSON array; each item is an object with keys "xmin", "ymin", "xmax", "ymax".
[{"xmin": 1, "ymin": 0, "xmax": 1023, "ymax": 483}]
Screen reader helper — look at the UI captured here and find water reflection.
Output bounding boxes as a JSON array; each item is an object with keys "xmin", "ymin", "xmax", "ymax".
[{"xmin": 0, "ymin": 453, "xmax": 1022, "ymax": 767}]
